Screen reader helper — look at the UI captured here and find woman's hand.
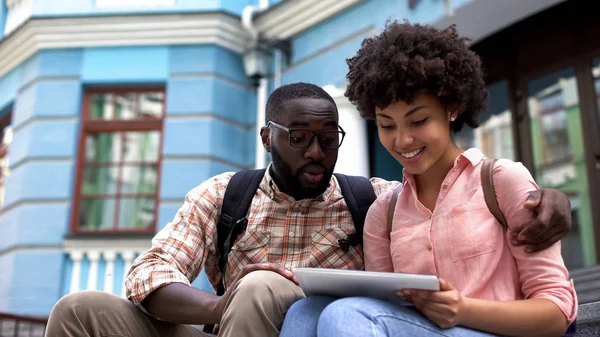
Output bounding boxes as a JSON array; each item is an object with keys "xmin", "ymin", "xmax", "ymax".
[{"xmin": 396, "ymin": 278, "xmax": 466, "ymax": 329}]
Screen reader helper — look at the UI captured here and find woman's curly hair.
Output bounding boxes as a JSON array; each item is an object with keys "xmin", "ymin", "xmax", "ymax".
[{"xmin": 344, "ymin": 20, "xmax": 488, "ymax": 133}]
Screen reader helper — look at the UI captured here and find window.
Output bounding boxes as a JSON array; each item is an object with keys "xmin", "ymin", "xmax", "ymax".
[
  {"xmin": 0, "ymin": 112, "xmax": 12, "ymax": 212},
  {"xmin": 529, "ymin": 79, "xmax": 574, "ymax": 167},
  {"xmin": 453, "ymin": 81, "xmax": 516, "ymax": 161},
  {"xmin": 72, "ymin": 88, "xmax": 165, "ymax": 233}
]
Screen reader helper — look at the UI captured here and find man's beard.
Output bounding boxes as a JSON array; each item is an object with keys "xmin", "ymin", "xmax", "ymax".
[{"xmin": 270, "ymin": 147, "xmax": 334, "ymax": 200}]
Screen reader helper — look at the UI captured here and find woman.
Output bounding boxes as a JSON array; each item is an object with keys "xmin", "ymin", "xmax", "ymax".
[{"xmin": 280, "ymin": 21, "xmax": 577, "ymax": 337}]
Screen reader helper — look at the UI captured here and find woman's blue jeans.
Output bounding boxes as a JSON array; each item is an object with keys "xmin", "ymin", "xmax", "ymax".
[{"xmin": 279, "ymin": 296, "xmax": 498, "ymax": 337}]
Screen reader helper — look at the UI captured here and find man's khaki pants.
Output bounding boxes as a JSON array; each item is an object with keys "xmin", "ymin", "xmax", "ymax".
[{"xmin": 44, "ymin": 271, "xmax": 305, "ymax": 337}]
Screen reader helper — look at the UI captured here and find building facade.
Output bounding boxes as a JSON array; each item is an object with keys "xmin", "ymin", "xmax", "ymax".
[{"xmin": 0, "ymin": 0, "xmax": 598, "ymax": 318}]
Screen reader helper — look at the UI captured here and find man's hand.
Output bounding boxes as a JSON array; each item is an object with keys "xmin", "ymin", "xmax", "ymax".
[
  {"xmin": 396, "ymin": 279, "xmax": 466, "ymax": 329},
  {"xmin": 215, "ymin": 263, "xmax": 297, "ymax": 320},
  {"xmin": 512, "ymin": 189, "xmax": 572, "ymax": 253}
]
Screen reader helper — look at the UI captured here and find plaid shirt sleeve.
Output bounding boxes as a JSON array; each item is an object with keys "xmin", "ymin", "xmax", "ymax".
[
  {"xmin": 370, "ymin": 177, "xmax": 401, "ymax": 197},
  {"xmin": 125, "ymin": 172, "xmax": 233, "ymax": 305}
]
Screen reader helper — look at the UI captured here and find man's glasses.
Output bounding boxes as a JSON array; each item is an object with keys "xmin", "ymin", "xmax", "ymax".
[{"xmin": 267, "ymin": 121, "xmax": 346, "ymax": 149}]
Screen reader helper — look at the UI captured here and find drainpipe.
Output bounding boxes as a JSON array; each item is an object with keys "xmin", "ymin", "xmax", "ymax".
[
  {"xmin": 242, "ymin": 0, "xmax": 270, "ymax": 169},
  {"xmin": 274, "ymin": 50, "xmax": 282, "ymax": 90},
  {"xmin": 443, "ymin": 0, "xmax": 454, "ymax": 16}
]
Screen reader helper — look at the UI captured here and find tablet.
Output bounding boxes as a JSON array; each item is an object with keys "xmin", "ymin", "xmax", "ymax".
[{"xmin": 293, "ymin": 267, "xmax": 440, "ymax": 302}]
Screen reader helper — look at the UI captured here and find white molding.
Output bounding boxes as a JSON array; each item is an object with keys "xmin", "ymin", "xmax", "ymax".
[
  {"xmin": 0, "ymin": 12, "xmax": 251, "ymax": 78},
  {"xmin": 95, "ymin": 0, "xmax": 175, "ymax": 8},
  {"xmin": 64, "ymin": 237, "xmax": 152, "ymax": 251},
  {"xmin": 254, "ymin": 0, "xmax": 363, "ymax": 39},
  {"xmin": 6, "ymin": 0, "xmax": 22, "ymax": 8},
  {"xmin": 4, "ymin": 0, "xmax": 32, "ymax": 36},
  {"xmin": 0, "ymin": 0, "xmax": 366, "ymax": 78}
]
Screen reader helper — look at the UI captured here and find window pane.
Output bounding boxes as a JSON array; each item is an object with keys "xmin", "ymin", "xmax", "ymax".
[
  {"xmin": 139, "ymin": 92, "xmax": 164, "ymax": 118},
  {"xmin": 79, "ymin": 198, "xmax": 117, "ymax": 230},
  {"xmin": 123, "ymin": 131, "xmax": 160, "ymax": 162},
  {"xmin": 82, "ymin": 165, "xmax": 119, "ymax": 195},
  {"xmin": 117, "ymin": 198, "xmax": 155, "ymax": 229},
  {"xmin": 527, "ymin": 66, "xmax": 594, "ymax": 269},
  {"xmin": 115, "ymin": 93, "xmax": 137, "ymax": 119},
  {"xmin": 85, "ymin": 133, "xmax": 122, "ymax": 163},
  {"xmin": 121, "ymin": 165, "xmax": 158, "ymax": 194},
  {"xmin": 90, "ymin": 94, "xmax": 115, "ymax": 120},
  {"xmin": 453, "ymin": 81, "xmax": 515, "ymax": 160}
]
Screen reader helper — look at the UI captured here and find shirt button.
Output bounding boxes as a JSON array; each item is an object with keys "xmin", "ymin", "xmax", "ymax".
[
  {"xmin": 442, "ymin": 184, "xmax": 448, "ymax": 190},
  {"xmin": 426, "ymin": 244, "xmax": 433, "ymax": 252},
  {"xmin": 289, "ymin": 231, "xmax": 294, "ymax": 237}
]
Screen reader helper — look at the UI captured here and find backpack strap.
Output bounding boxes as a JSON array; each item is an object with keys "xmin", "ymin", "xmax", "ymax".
[
  {"xmin": 204, "ymin": 169, "xmax": 265, "ymax": 334},
  {"xmin": 480, "ymin": 157, "xmax": 508, "ymax": 229},
  {"xmin": 216, "ymin": 168, "xmax": 266, "ymax": 294},
  {"xmin": 387, "ymin": 184, "xmax": 403, "ymax": 233},
  {"xmin": 334, "ymin": 173, "xmax": 377, "ymax": 251}
]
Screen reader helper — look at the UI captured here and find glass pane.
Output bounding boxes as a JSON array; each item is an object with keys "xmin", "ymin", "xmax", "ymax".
[
  {"xmin": 85, "ymin": 133, "xmax": 122, "ymax": 163},
  {"xmin": 123, "ymin": 131, "xmax": 160, "ymax": 162},
  {"xmin": 453, "ymin": 80, "xmax": 515, "ymax": 160},
  {"xmin": 82, "ymin": 165, "xmax": 119, "ymax": 195},
  {"xmin": 115, "ymin": 93, "xmax": 137, "ymax": 119},
  {"xmin": 117, "ymin": 198, "xmax": 155, "ymax": 229},
  {"xmin": 527, "ymin": 67, "xmax": 595, "ymax": 269},
  {"xmin": 90, "ymin": 94, "xmax": 115, "ymax": 120},
  {"xmin": 139, "ymin": 92, "xmax": 164, "ymax": 118},
  {"xmin": 120, "ymin": 165, "xmax": 158, "ymax": 194},
  {"xmin": 79, "ymin": 198, "xmax": 116, "ymax": 230}
]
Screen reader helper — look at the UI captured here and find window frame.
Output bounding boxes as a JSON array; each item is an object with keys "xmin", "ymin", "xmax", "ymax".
[{"xmin": 70, "ymin": 87, "xmax": 165, "ymax": 235}]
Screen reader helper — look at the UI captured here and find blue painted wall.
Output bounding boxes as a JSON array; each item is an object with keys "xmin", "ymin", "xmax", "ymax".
[
  {"xmin": 0, "ymin": 68, "xmax": 18, "ymax": 112},
  {"xmin": 5, "ymin": 250, "xmax": 64, "ymax": 315},
  {"xmin": 161, "ymin": 43, "xmax": 254, "ymax": 295},
  {"xmin": 0, "ymin": 43, "xmax": 253, "ymax": 314},
  {"xmin": 0, "ymin": 204, "xmax": 70, "ymax": 253},
  {"xmin": 280, "ymin": 0, "xmax": 473, "ymax": 88},
  {"xmin": 0, "ymin": 48, "xmax": 84, "ymax": 315},
  {"xmin": 82, "ymin": 46, "xmax": 169, "ymax": 83},
  {"xmin": 31, "ymin": 0, "xmax": 259, "ymax": 17}
]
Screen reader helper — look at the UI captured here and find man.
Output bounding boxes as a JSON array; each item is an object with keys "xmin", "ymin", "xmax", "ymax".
[{"xmin": 45, "ymin": 83, "xmax": 572, "ymax": 337}]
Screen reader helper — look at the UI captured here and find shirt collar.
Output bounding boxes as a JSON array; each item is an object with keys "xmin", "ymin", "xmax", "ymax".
[
  {"xmin": 401, "ymin": 147, "xmax": 485, "ymax": 188},
  {"xmin": 262, "ymin": 164, "xmax": 336, "ymax": 202},
  {"xmin": 459, "ymin": 147, "xmax": 485, "ymax": 166}
]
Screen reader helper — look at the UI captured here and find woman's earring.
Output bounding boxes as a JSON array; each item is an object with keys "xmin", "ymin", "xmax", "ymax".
[{"xmin": 450, "ymin": 117, "xmax": 456, "ymax": 122}]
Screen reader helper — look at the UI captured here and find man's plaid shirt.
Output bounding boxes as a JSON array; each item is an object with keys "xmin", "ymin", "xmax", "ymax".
[{"xmin": 125, "ymin": 167, "xmax": 399, "ymax": 305}]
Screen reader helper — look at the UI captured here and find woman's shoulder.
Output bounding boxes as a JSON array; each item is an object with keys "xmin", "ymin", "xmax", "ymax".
[
  {"xmin": 365, "ymin": 183, "xmax": 404, "ymax": 223},
  {"xmin": 487, "ymin": 157, "xmax": 535, "ymax": 184}
]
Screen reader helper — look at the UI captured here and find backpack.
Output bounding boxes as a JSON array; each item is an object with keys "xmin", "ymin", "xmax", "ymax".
[
  {"xmin": 203, "ymin": 170, "xmax": 376, "ymax": 333},
  {"xmin": 386, "ymin": 157, "xmax": 507, "ymax": 233},
  {"xmin": 215, "ymin": 169, "xmax": 377, "ymax": 296}
]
